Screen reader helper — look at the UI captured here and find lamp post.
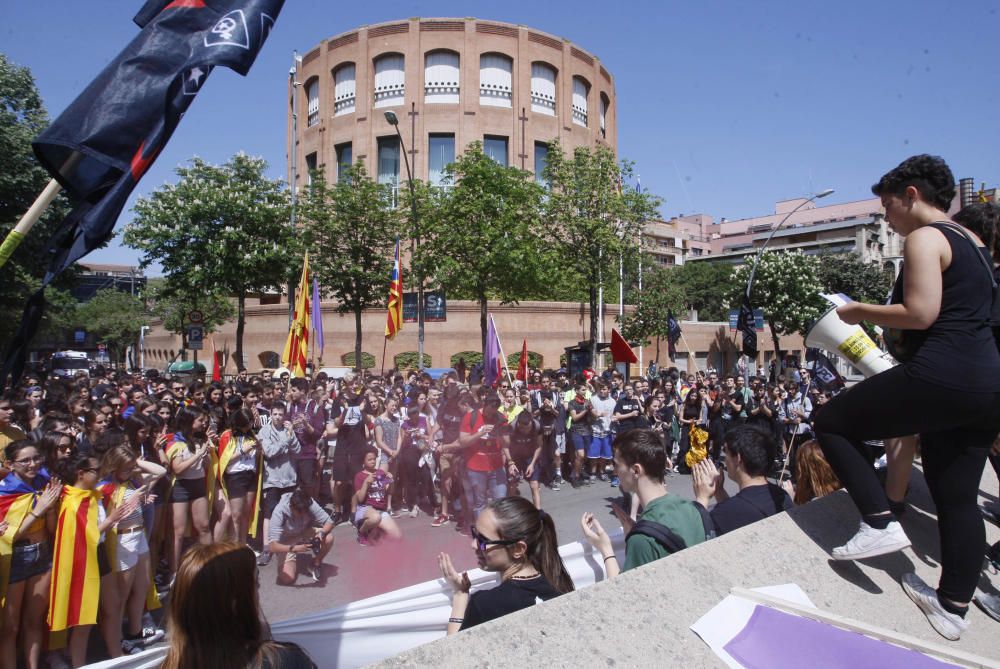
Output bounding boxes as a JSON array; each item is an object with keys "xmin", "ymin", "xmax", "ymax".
[
  {"xmin": 384, "ymin": 110, "xmax": 424, "ymax": 370},
  {"xmin": 288, "ymin": 53, "xmax": 302, "ymax": 329}
]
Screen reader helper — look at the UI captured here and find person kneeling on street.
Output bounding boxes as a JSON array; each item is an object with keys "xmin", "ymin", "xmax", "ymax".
[
  {"xmin": 354, "ymin": 450, "xmax": 402, "ymax": 546},
  {"xmin": 267, "ymin": 489, "xmax": 334, "ymax": 585}
]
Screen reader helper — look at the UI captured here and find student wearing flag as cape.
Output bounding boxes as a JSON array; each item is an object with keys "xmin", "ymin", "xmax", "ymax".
[
  {"xmin": 214, "ymin": 408, "xmax": 264, "ymax": 547},
  {"xmin": 49, "ymin": 453, "xmax": 140, "ymax": 665},
  {"xmin": 0, "ymin": 440, "xmax": 62, "ymax": 669},
  {"xmin": 97, "ymin": 443, "xmax": 166, "ymax": 653}
]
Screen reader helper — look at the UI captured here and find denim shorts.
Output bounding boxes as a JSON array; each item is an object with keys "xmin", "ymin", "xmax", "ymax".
[{"xmin": 8, "ymin": 541, "xmax": 52, "ymax": 584}]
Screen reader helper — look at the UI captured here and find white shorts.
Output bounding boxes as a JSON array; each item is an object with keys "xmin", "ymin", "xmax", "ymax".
[
  {"xmin": 354, "ymin": 505, "xmax": 390, "ymax": 525},
  {"xmin": 116, "ymin": 528, "xmax": 149, "ymax": 571},
  {"xmin": 554, "ymin": 433, "xmax": 566, "ymax": 455}
]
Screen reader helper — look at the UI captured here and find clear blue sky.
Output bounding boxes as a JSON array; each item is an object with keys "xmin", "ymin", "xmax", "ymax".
[{"xmin": 4, "ymin": 0, "xmax": 998, "ymax": 273}]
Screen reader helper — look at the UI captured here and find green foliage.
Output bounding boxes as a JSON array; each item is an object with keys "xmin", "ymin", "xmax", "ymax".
[
  {"xmin": 74, "ymin": 289, "xmax": 147, "ymax": 366},
  {"xmin": 451, "ymin": 351, "xmax": 482, "ymax": 368},
  {"xmin": 341, "ymin": 351, "xmax": 375, "ymax": 369},
  {"xmin": 393, "ymin": 351, "xmax": 432, "ymax": 369},
  {"xmin": 144, "ymin": 277, "xmax": 234, "ymax": 336},
  {"xmin": 506, "ymin": 350, "xmax": 542, "ymax": 370},
  {"xmin": 299, "ymin": 162, "xmax": 398, "ymax": 369},
  {"xmin": 817, "ymin": 253, "xmax": 893, "ymax": 304},
  {"xmin": 542, "ymin": 141, "xmax": 662, "ymax": 359},
  {"xmin": 0, "ymin": 54, "xmax": 75, "ymax": 347},
  {"xmin": 618, "ymin": 266, "xmax": 687, "ymax": 348},
  {"xmin": 728, "ymin": 251, "xmax": 826, "ymax": 358},
  {"xmin": 670, "ymin": 261, "xmax": 732, "ymax": 321},
  {"xmin": 124, "ymin": 153, "xmax": 293, "ymax": 368}
]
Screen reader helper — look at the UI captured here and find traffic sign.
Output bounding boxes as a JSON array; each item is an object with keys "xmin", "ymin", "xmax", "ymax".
[
  {"xmin": 188, "ymin": 310, "xmax": 204, "ymax": 324},
  {"xmin": 187, "ymin": 325, "xmax": 204, "ymax": 350}
]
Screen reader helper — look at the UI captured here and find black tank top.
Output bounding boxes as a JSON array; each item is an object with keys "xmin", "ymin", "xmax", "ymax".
[{"xmin": 892, "ymin": 222, "xmax": 1000, "ymax": 391}]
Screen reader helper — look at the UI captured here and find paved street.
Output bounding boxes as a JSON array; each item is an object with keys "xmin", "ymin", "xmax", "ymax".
[{"xmin": 256, "ymin": 471, "xmax": 740, "ymax": 623}]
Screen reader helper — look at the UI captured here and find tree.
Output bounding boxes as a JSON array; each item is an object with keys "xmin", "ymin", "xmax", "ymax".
[
  {"xmin": 298, "ymin": 163, "xmax": 398, "ymax": 371},
  {"xmin": 416, "ymin": 143, "xmax": 548, "ymax": 355},
  {"xmin": 124, "ymin": 153, "xmax": 293, "ymax": 371},
  {"xmin": 670, "ymin": 261, "xmax": 732, "ymax": 322},
  {"xmin": 817, "ymin": 253, "xmax": 893, "ymax": 305},
  {"xmin": 543, "ymin": 141, "xmax": 662, "ymax": 362},
  {"xmin": 618, "ymin": 265, "xmax": 687, "ymax": 361},
  {"xmin": 728, "ymin": 251, "xmax": 826, "ymax": 363},
  {"xmin": 75, "ymin": 289, "xmax": 147, "ymax": 367},
  {"xmin": 0, "ymin": 54, "xmax": 75, "ymax": 347},
  {"xmin": 144, "ymin": 278, "xmax": 234, "ymax": 353}
]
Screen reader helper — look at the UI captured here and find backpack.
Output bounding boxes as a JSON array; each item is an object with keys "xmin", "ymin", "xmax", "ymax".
[{"xmin": 625, "ymin": 502, "xmax": 716, "ymax": 554}]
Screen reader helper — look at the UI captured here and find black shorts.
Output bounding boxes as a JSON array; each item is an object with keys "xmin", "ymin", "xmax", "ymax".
[
  {"xmin": 331, "ymin": 449, "xmax": 365, "ymax": 483},
  {"xmin": 224, "ymin": 470, "xmax": 258, "ymax": 497},
  {"xmin": 262, "ymin": 486, "xmax": 296, "ymax": 519},
  {"xmin": 171, "ymin": 477, "xmax": 206, "ymax": 503},
  {"xmin": 8, "ymin": 541, "xmax": 51, "ymax": 584}
]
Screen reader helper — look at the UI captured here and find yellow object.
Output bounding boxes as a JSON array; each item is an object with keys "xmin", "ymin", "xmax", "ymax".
[{"xmin": 685, "ymin": 426, "xmax": 709, "ymax": 468}]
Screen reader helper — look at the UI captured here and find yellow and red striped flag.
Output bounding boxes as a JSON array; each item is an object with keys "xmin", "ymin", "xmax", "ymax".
[
  {"xmin": 48, "ymin": 485, "xmax": 101, "ymax": 632},
  {"xmin": 1, "ymin": 474, "xmax": 47, "ymax": 615},
  {"xmin": 282, "ymin": 252, "xmax": 311, "ymax": 377},
  {"xmin": 385, "ymin": 239, "xmax": 403, "ymax": 340}
]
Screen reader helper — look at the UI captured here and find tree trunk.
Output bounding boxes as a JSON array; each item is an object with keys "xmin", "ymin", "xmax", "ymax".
[
  {"xmin": 589, "ymin": 285, "xmax": 599, "ymax": 368},
  {"xmin": 655, "ymin": 335, "xmax": 661, "ymax": 363},
  {"xmin": 235, "ymin": 291, "xmax": 247, "ymax": 371},
  {"xmin": 769, "ymin": 320, "xmax": 782, "ymax": 377},
  {"xmin": 354, "ymin": 305, "xmax": 363, "ymax": 374},
  {"xmin": 480, "ymin": 296, "xmax": 488, "ymax": 357}
]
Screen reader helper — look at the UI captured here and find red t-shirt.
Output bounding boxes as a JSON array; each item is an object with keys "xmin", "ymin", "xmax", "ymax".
[
  {"xmin": 354, "ymin": 469, "xmax": 389, "ymax": 510},
  {"xmin": 461, "ymin": 410, "xmax": 506, "ymax": 472}
]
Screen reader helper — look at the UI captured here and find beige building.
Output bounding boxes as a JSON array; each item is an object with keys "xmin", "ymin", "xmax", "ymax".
[{"xmin": 291, "ymin": 17, "xmax": 617, "ymax": 196}]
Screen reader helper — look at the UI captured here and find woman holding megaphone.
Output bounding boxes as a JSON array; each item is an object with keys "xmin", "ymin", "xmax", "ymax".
[{"xmin": 814, "ymin": 155, "xmax": 1000, "ymax": 641}]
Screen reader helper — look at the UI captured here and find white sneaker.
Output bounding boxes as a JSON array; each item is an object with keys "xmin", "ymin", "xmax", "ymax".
[
  {"xmin": 901, "ymin": 572, "xmax": 969, "ymax": 641},
  {"xmin": 831, "ymin": 520, "xmax": 910, "ymax": 560},
  {"xmin": 409, "ymin": 507, "xmax": 418, "ymax": 518}
]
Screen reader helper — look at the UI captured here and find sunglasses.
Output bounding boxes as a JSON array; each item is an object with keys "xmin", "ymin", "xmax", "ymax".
[
  {"xmin": 470, "ymin": 526, "xmax": 519, "ymax": 553},
  {"xmin": 80, "ymin": 467, "xmax": 99, "ymax": 474}
]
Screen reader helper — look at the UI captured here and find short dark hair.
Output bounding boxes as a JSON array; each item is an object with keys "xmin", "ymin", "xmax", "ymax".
[
  {"xmin": 871, "ymin": 154, "xmax": 955, "ymax": 211},
  {"xmin": 613, "ymin": 429, "xmax": 666, "ymax": 482},
  {"xmin": 953, "ymin": 201, "xmax": 1000, "ymax": 263},
  {"xmin": 723, "ymin": 424, "xmax": 774, "ymax": 477},
  {"xmin": 289, "ymin": 377, "xmax": 309, "ymax": 392},
  {"xmin": 289, "ymin": 488, "xmax": 313, "ymax": 510}
]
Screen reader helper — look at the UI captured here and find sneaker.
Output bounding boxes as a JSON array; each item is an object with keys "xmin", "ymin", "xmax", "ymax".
[
  {"xmin": 304, "ymin": 563, "xmax": 321, "ymax": 582},
  {"xmin": 389, "ymin": 509, "xmax": 401, "ymax": 518},
  {"xmin": 610, "ymin": 476, "xmax": 620, "ymax": 488},
  {"xmin": 139, "ymin": 627, "xmax": 165, "ymax": 646},
  {"xmin": 553, "ymin": 474, "xmax": 565, "ymax": 486},
  {"xmin": 901, "ymin": 572, "xmax": 969, "ymax": 641},
  {"xmin": 585, "ymin": 475, "xmax": 596, "ymax": 485},
  {"xmin": 598, "ymin": 473, "xmax": 609, "ymax": 482},
  {"xmin": 256, "ymin": 551, "xmax": 272, "ymax": 567},
  {"xmin": 831, "ymin": 521, "xmax": 910, "ymax": 561},
  {"xmin": 357, "ymin": 533, "xmax": 371, "ymax": 547},
  {"xmin": 43, "ymin": 651, "xmax": 70, "ymax": 669},
  {"xmin": 409, "ymin": 507, "xmax": 419, "ymax": 518},
  {"xmin": 121, "ymin": 639, "xmax": 143, "ymax": 655},
  {"xmin": 431, "ymin": 514, "xmax": 449, "ymax": 527},
  {"xmin": 570, "ymin": 478, "xmax": 583, "ymax": 489},
  {"xmin": 974, "ymin": 592, "xmax": 1000, "ymax": 623},
  {"xmin": 550, "ymin": 479, "xmax": 561, "ymax": 491}
]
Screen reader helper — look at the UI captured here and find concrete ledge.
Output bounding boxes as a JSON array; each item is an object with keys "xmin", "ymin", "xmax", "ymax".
[{"xmin": 371, "ymin": 466, "xmax": 1000, "ymax": 668}]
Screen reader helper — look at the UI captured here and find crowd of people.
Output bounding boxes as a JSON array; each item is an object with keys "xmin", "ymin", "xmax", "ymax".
[{"xmin": 1, "ymin": 154, "xmax": 998, "ymax": 665}]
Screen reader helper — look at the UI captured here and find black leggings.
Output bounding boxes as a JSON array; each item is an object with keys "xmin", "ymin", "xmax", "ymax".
[
  {"xmin": 398, "ymin": 447, "xmax": 432, "ymax": 510},
  {"xmin": 814, "ymin": 364, "xmax": 1000, "ymax": 603}
]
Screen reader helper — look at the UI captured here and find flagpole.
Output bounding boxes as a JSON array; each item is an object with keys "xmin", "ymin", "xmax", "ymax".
[
  {"xmin": 380, "ymin": 337, "xmax": 388, "ymax": 378},
  {"xmin": 0, "ymin": 179, "xmax": 63, "ymax": 270},
  {"xmin": 490, "ymin": 314, "xmax": 515, "ymax": 387}
]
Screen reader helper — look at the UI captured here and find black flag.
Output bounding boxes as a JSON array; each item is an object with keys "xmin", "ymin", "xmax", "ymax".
[
  {"xmin": 736, "ymin": 294, "xmax": 758, "ymax": 357},
  {"xmin": 806, "ymin": 348, "xmax": 845, "ymax": 391},
  {"xmin": 667, "ymin": 310, "xmax": 682, "ymax": 360},
  {"xmin": 2, "ymin": 0, "xmax": 284, "ymax": 387}
]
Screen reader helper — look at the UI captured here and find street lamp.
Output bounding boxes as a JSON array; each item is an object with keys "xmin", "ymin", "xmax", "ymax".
[{"xmin": 384, "ymin": 110, "xmax": 425, "ymax": 370}]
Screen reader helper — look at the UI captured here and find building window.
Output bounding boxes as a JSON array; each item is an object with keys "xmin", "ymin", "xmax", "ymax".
[
  {"xmin": 333, "ymin": 63, "xmax": 356, "ymax": 116},
  {"xmin": 572, "ymin": 77, "xmax": 589, "ymax": 127},
  {"xmin": 534, "ymin": 142, "xmax": 549, "ymax": 186},
  {"xmin": 428, "ymin": 134, "xmax": 455, "ymax": 187},
  {"xmin": 377, "ymin": 136, "xmax": 400, "ymax": 206},
  {"xmin": 484, "ymin": 135, "xmax": 508, "ymax": 167},
  {"xmin": 424, "ymin": 51, "xmax": 460, "ymax": 104},
  {"xmin": 305, "ymin": 152, "xmax": 317, "ymax": 187},
  {"xmin": 374, "ymin": 54, "xmax": 405, "ymax": 109},
  {"xmin": 305, "ymin": 78, "xmax": 320, "ymax": 126},
  {"xmin": 480, "ymin": 53, "xmax": 512, "ymax": 108},
  {"xmin": 599, "ymin": 94, "xmax": 609, "ymax": 138},
  {"xmin": 530, "ymin": 63, "xmax": 556, "ymax": 116},
  {"xmin": 335, "ymin": 142, "xmax": 352, "ymax": 182}
]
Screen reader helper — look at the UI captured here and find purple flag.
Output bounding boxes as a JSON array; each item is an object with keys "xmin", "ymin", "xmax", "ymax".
[
  {"xmin": 484, "ymin": 315, "xmax": 500, "ymax": 388},
  {"xmin": 311, "ymin": 277, "xmax": 324, "ymax": 357}
]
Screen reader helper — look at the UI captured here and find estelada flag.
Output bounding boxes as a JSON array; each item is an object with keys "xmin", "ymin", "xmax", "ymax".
[
  {"xmin": 282, "ymin": 253, "xmax": 310, "ymax": 378},
  {"xmin": 385, "ymin": 238, "xmax": 403, "ymax": 340},
  {"xmin": 48, "ymin": 486, "xmax": 101, "ymax": 632},
  {"xmin": 1, "ymin": 0, "xmax": 285, "ymax": 389},
  {"xmin": 0, "ymin": 471, "xmax": 50, "ymax": 613},
  {"xmin": 610, "ymin": 329, "xmax": 638, "ymax": 364},
  {"xmin": 516, "ymin": 339, "xmax": 528, "ymax": 382}
]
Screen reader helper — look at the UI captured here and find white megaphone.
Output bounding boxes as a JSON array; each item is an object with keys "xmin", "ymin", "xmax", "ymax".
[{"xmin": 804, "ymin": 294, "xmax": 895, "ymax": 378}]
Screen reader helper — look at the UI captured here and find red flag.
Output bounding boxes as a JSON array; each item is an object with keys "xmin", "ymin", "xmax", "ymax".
[
  {"xmin": 610, "ymin": 329, "xmax": 638, "ymax": 364},
  {"xmin": 211, "ymin": 338, "xmax": 221, "ymax": 381},
  {"xmin": 516, "ymin": 339, "xmax": 528, "ymax": 382}
]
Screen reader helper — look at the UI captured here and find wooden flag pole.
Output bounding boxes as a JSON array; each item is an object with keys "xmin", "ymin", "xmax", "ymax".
[
  {"xmin": 490, "ymin": 314, "xmax": 515, "ymax": 388},
  {"xmin": 0, "ymin": 178, "xmax": 63, "ymax": 270},
  {"xmin": 380, "ymin": 337, "xmax": 388, "ymax": 379}
]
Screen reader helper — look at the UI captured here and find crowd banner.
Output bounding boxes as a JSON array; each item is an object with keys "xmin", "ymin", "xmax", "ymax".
[{"xmin": 83, "ymin": 531, "xmax": 626, "ymax": 669}]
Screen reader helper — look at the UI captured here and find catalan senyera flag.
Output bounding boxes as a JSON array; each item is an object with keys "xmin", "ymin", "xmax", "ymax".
[
  {"xmin": 1, "ymin": 471, "xmax": 50, "ymax": 619},
  {"xmin": 282, "ymin": 252, "xmax": 311, "ymax": 377},
  {"xmin": 215, "ymin": 430, "xmax": 263, "ymax": 538},
  {"xmin": 385, "ymin": 238, "xmax": 403, "ymax": 340},
  {"xmin": 48, "ymin": 485, "xmax": 101, "ymax": 632}
]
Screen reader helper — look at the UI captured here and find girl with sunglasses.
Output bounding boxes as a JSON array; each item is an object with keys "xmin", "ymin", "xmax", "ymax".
[{"xmin": 437, "ymin": 496, "xmax": 573, "ymax": 634}]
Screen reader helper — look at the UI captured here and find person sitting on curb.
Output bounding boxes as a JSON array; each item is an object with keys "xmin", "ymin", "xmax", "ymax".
[
  {"xmin": 267, "ymin": 489, "xmax": 334, "ymax": 585},
  {"xmin": 691, "ymin": 424, "xmax": 792, "ymax": 536},
  {"xmin": 581, "ymin": 429, "xmax": 709, "ymax": 577}
]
